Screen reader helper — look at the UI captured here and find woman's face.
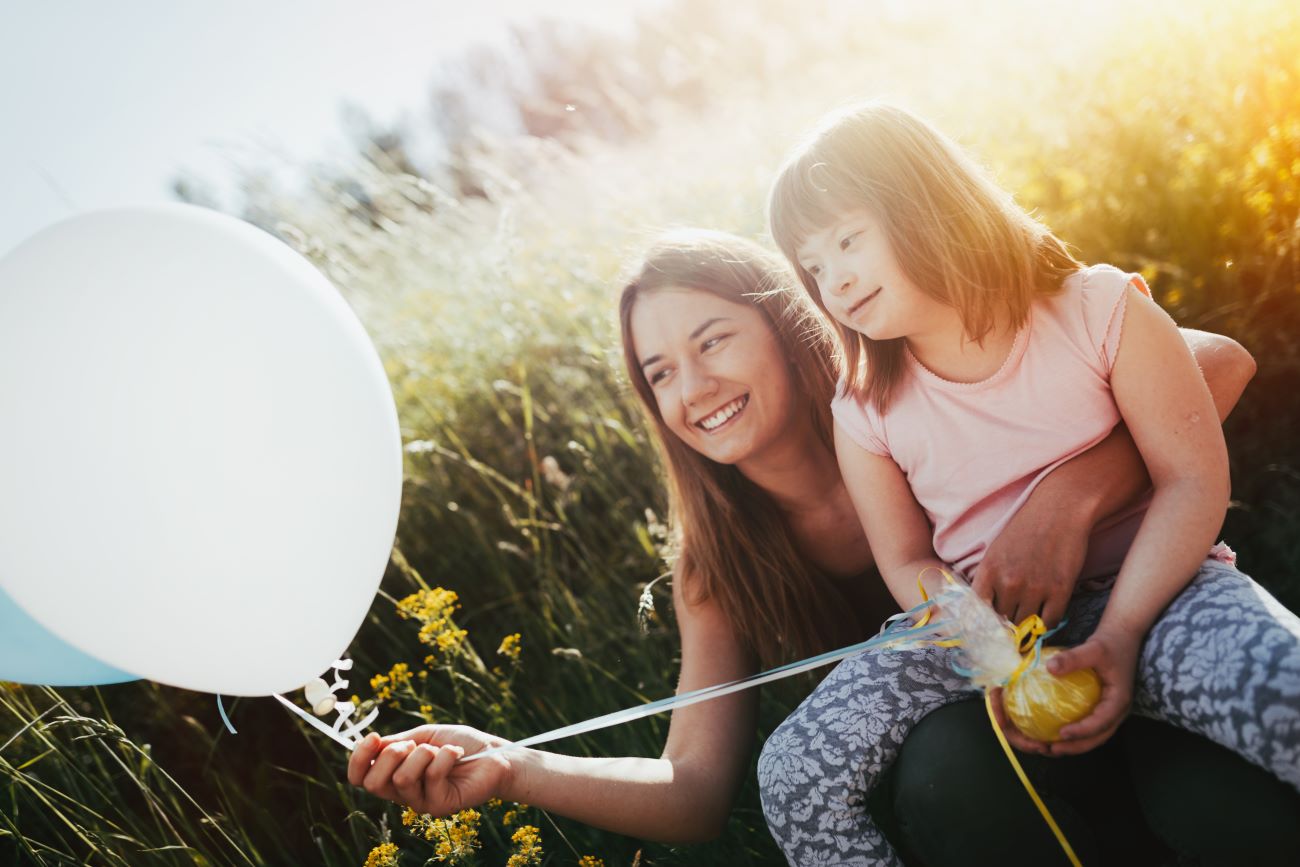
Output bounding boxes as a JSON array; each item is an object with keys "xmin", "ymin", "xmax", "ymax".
[{"xmin": 629, "ymin": 287, "xmax": 802, "ymax": 467}]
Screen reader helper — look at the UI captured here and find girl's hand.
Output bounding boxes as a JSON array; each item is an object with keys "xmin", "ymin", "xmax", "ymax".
[
  {"xmin": 347, "ymin": 725, "xmax": 516, "ymax": 816},
  {"xmin": 1037, "ymin": 628, "xmax": 1142, "ymax": 756}
]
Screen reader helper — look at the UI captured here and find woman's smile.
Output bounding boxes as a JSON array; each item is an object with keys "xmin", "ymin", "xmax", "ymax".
[{"xmin": 695, "ymin": 393, "xmax": 750, "ymax": 433}]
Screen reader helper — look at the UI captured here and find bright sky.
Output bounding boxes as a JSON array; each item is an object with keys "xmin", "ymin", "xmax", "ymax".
[{"xmin": 0, "ymin": 1, "xmax": 640, "ymax": 256}]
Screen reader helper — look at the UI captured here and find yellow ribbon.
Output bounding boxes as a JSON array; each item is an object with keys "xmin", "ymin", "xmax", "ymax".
[
  {"xmin": 984, "ymin": 690, "xmax": 1083, "ymax": 867},
  {"xmin": 914, "ymin": 569, "xmax": 1082, "ymax": 866}
]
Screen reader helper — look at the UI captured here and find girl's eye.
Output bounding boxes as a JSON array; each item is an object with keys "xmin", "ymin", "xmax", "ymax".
[
  {"xmin": 648, "ymin": 368, "xmax": 670, "ymax": 385},
  {"xmin": 806, "ymin": 265, "xmax": 821, "ymax": 278},
  {"xmin": 702, "ymin": 333, "xmax": 732, "ymax": 352},
  {"xmin": 839, "ymin": 231, "xmax": 861, "ymax": 251}
]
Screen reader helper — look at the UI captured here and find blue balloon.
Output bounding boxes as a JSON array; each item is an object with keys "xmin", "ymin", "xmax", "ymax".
[{"xmin": 0, "ymin": 583, "xmax": 137, "ymax": 686}]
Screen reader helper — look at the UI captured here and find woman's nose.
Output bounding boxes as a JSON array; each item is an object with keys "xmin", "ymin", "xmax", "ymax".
[{"xmin": 680, "ymin": 361, "xmax": 718, "ymax": 405}]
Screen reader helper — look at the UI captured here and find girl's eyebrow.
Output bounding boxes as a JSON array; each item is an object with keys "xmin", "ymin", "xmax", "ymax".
[{"xmin": 639, "ymin": 316, "xmax": 733, "ymax": 369}]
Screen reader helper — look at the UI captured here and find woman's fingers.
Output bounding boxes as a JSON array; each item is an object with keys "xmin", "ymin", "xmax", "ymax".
[
  {"xmin": 377, "ymin": 725, "xmax": 438, "ymax": 746},
  {"xmin": 348, "ymin": 732, "xmax": 384, "ymax": 787},
  {"xmin": 424, "ymin": 744, "xmax": 466, "ymax": 790},
  {"xmin": 390, "ymin": 744, "xmax": 439, "ymax": 806},
  {"xmin": 362, "ymin": 740, "xmax": 417, "ymax": 799}
]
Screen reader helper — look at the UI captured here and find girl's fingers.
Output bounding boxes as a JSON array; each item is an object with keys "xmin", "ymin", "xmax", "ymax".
[
  {"xmin": 1045, "ymin": 642, "xmax": 1099, "ymax": 676},
  {"xmin": 1047, "ymin": 717, "xmax": 1124, "ymax": 756},
  {"xmin": 1057, "ymin": 691, "xmax": 1128, "ymax": 741},
  {"xmin": 347, "ymin": 733, "xmax": 383, "ymax": 786},
  {"xmin": 991, "ymin": 688, "xmax": 1051, "ymax": 755}
]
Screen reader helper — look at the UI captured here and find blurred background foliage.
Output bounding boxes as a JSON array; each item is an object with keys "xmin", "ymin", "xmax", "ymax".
[{"xmin": 4, "ymin": 0, "xmax": 1299, "ymax": 864}]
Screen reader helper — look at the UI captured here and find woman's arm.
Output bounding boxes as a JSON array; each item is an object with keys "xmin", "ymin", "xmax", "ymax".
[
  {"xmin": 973, "ymin": 329, "xmax": 1254, "ymax": 626},
  {"xmin": 833, "ymin": 421, "xmax": 946, "ymax": 611},
  {"xmin": 348, "ymin": 570, "xmax": 758, "ymax": 843},
  {"xmin": 1044, "ymin": 282, "xmax": 1230, "ymax": 754}
]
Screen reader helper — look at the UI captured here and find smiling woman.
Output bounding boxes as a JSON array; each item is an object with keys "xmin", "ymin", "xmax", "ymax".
[{"xmin": 347, "ymin": 228, "xmax": 1281, "ymax": 864}]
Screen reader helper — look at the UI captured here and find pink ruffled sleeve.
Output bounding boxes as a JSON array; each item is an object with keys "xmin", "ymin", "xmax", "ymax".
[
  {"xmin": 1079, "ymin": 265, "xmax": 1150, "ymax": 375},
  {"xmin": 830, "ymin": 381, "xmax": 890, "ymax": 457}
]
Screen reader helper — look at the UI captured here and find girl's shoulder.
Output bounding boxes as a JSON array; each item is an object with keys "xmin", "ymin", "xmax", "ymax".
[
  {"xmin": 830, "ymin": 376, "xmax": 890, "ymax": 456},
  {"xmin": 1043, "ymin": 264, "xmax": 1150, "ymax": 374}
]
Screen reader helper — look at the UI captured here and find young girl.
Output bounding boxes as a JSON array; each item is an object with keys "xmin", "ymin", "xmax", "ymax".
[{"xmin": 757, "ymin": 102, "xmax": 1300, "ymax": 866}]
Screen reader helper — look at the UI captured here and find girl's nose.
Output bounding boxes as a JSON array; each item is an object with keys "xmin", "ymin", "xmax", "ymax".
[{"xmin": 828, "ymin": 265, "xmax": 855, "ymax": 296}]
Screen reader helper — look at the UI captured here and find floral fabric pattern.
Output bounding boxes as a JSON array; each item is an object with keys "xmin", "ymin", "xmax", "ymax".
[{"xmin": 757, "ymin": 559, "xmax": 1300, "ymax": 866}]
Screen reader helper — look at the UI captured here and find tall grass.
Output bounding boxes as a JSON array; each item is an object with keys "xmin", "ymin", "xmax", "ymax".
[{"xmin": 3, "ymin": 1, "xmax": 1299, "ymax": 864}]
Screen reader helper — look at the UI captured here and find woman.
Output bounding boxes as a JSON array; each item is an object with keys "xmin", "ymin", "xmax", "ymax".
[{"xmin": 348, "ymin": 229, "xmax": 1265, "ymax": 860}]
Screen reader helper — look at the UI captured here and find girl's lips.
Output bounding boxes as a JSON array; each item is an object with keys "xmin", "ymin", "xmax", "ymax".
[{"xmin": 848, "ymin": 286, "xmax": 883, "ymax": 316}]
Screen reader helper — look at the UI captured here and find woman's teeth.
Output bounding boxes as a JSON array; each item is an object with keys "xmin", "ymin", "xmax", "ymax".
[{"xmin": 698, "ymin": 395, "xmax": 748, "ymax": 431}]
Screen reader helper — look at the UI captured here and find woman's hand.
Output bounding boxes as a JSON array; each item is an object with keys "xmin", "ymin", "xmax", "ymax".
[
  {"xmin": 347, "ymin": 725, "xmax": 516, "ymax": 816},
  {"xmin": 974, "ymin": 501, "xmax": 1090, "ymax": 630}
]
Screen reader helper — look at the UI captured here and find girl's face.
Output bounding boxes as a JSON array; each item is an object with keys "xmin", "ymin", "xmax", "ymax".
[
  {"xmin": 630, "ymin": 287, "xmax": 802, "ymax": 468},
  {"xmin": 795, "ymin": 208, "xmax": 949, "ymax": 341}
]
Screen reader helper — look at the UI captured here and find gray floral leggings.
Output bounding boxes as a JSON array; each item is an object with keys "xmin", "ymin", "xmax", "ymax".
[{"xmin": 757, "ymin": 559, "xmax": 1300, "ymax": 866}]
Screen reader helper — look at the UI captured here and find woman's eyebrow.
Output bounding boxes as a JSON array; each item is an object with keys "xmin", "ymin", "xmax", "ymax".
[
  {"xmin": 688, "ymin": 316, "xmax": 731, "ymax": 340},
  {"xmin": 639, "ymin": 316, "xmax": 734, "ymax": 369}
]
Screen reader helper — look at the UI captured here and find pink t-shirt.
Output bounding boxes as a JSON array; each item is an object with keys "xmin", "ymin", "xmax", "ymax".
[{"xmin": 831, "ymin": 264, "xmax": 1150, "ymax": 581}]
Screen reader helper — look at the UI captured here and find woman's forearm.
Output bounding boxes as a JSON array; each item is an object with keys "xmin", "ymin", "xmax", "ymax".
[{"xmin": 504, "ymin": 749, "xmax": 735, "ymax": 843}]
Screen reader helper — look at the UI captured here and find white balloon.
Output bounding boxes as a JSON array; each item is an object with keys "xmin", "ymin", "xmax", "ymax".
[{"xmin": 0, "ymin": 205, "xmax": 401, "ymax": 696}]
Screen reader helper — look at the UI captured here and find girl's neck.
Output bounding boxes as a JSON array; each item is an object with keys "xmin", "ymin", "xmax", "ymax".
[{"xmin": 905, "ymin": 308, "xmax": 1018, "ymax": 384}]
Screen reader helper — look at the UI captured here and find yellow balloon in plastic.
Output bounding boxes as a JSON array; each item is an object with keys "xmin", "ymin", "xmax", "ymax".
[{"xmin": 1003, "ymin": 647, "xmax": 1101, "ymax": 742}]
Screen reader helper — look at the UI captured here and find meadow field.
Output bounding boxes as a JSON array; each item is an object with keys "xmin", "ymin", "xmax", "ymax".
[{"xmin": 3, "ymin": 1, "xmax": 1299, "ymax": 864}]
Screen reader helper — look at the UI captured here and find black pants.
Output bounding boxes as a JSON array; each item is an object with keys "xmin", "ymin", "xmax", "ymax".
[{"xmin": 872, "ymin": 697, "xmax": 1300, "ymax": 866}]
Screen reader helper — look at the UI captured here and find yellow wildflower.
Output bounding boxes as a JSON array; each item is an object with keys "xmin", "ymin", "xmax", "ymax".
[
  {"xmin": 497, "ymin": 633, "xmax": 522, "ymax": 662},
  {"xmin": 395, "ymin": 587, "xmax": 471, "ymax": 659},
  {"xmin": 578, "ymin": 857, "xmax": 605, "ymax": 867},
  {"xmin": 505, "ymin": 824, "xmax": 542, "ymax": 866},
  {"xmin": 402, "ymin": 808, "xmax": 481, "ymax": 863},
  {"xmin": 370, "ymin": 662, "xmax": 413, "ymax": 704},
  {"xmin": 362, "ymin": 842, "xmax": 399, "ymax": 867},
  {"xmin": 396, "ymin": 587, "xmax": 459, "ymax": 623}
]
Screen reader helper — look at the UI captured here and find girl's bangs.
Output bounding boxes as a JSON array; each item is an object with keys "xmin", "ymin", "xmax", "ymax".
[{"xmin": 770, "ymin": 155, "xmax": 860, "ymax": 256}]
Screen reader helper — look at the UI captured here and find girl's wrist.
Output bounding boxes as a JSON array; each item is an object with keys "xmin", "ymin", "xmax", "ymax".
[{"xmin": 1092, "ymin": 612, "xmax": 1147, "ymax": 647}]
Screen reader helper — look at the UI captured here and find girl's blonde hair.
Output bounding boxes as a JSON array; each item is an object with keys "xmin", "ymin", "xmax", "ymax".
[
  {"xmin": 619, "ymin": 229, "xmax": 863, "ymax": 667},
  {"xmin": 769, "ymin": 101, "xmax": 1081, "ymax": 411}
]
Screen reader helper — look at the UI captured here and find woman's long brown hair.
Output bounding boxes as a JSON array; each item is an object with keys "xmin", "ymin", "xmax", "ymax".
[{"xmin": 619, "ymin": 229, "xmax": 863, "ymax": 668}]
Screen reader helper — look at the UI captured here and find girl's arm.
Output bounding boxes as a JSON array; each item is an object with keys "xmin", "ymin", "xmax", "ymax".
[
  {"xmin": 1045, "ymin": 282, "xmax": 1230, "ymax": 754},
  {"xmin": 347, "ymin": 569, "xmax": 758, "ymax": 843},
  {"xmin": 974, "ymin": 329, "xmax": 1255, "ymax": 626},
  {"xmin": 833, "ymin": 421, "xmax": 946, "ymax": 611}
]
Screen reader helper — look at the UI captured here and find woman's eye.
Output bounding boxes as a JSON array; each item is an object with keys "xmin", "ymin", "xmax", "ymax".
[
  {"xmin": 648, "ymin": 368, "xmax": 670, "ymax": 385},
  {"xmin": 806, "ymin": 265, "xmax": 821, "ymax": 277},
  {"xmin": 702, "ymin": 334, "xmax": 730, "ymax": 351},
  {"xmin": 839, "ymin": 231, "xmax": 861, "ymax": 251}
]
